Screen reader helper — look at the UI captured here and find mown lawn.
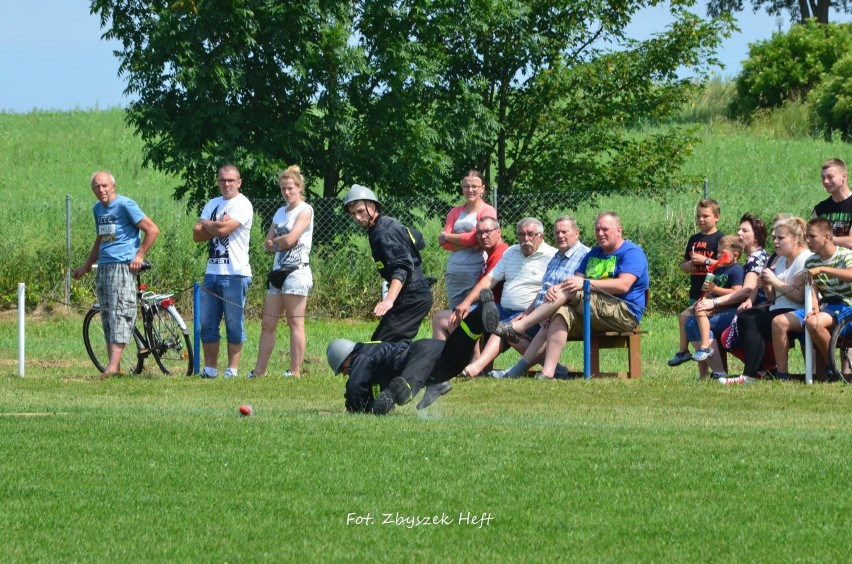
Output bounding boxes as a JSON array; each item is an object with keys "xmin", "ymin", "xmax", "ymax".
[{"xmin": 1, "ymin": 316, "xmax": 849, "ymax": 561}]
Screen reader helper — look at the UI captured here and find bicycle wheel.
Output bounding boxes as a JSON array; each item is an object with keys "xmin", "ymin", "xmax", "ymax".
[
  {"xmin": 148, "ymin": 305, "xmax": 193, "ymax": 375},
  {"xmin": 83, "ymin": 307, "xmax": 144, "ymax": 375},
  {"xmin": 827, "ymin": 315, "xmax": 852, "ymax": 384}
]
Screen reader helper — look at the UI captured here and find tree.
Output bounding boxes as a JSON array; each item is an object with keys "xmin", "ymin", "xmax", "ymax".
[
  {"xmin": 91, "ymin": 0, "xmax": 733, "ymax": 204},
  {"xmin": 707, "ymin": 0, "xmax": 852, "ymax": 24},
  {"xmin": 728, "ymin": 20, "xmax": 852, "ymax": 119}
]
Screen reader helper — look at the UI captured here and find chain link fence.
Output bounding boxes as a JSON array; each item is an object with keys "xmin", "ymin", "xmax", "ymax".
[{"xmin": 5, "ymin": 187, "xmax": 815, "ymax": 321}]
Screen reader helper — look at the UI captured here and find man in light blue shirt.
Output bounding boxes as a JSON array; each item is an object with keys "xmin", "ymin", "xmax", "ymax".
[{"xmin": 73, "ymin": 171, "xmax": 159, "ymax": 377}]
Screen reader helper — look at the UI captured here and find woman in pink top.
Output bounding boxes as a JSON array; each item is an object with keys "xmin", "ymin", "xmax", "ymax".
[{"xmin": 438, "ymin": 170, "xmax": 498, "ymax": 309}]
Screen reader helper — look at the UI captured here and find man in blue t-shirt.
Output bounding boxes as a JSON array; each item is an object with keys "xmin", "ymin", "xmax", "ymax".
[
  {"xmin": 494, "ymin": 211, "xmax": 649, "ymax": 379},
  {"xmin": 73, "ymin": 171, "xmax": 160, "ymax": 377}
]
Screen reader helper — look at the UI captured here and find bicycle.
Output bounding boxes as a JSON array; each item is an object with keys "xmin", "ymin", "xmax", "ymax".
[
  {"xmin": 83, "ymin": 262, "xmax": 193, "ymax": 376},
  {"xmin": 827, "ymin": 310, "xmax": 852, "ymax": 384}
]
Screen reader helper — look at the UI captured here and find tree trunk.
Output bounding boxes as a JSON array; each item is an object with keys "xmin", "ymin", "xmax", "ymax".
[
  {"xmin": 322, "ymin": 140, "xmax": 340, "ymax": 198},
  {"xmin": 496, "ymin": 77, "xmax": 510, "ymax": 195},
  {"xmin": 814, "ymin": 0, "xmax": 830, "ymax": 23},
  {"xmin": 799, "ymin": 0, "xmax": 812, "ymax": 22}
]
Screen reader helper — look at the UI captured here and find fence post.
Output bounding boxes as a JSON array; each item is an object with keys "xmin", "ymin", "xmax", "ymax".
[
  {"xmin": 804, "ymin": 282, "xmax": 813, "ymax": 385},
  {"xmin": 193, "ymin": 282, "xmax": 201, "ymax": 375},
  {"xmin": 18, "ymin": 283, "xmax": 25, "ymax": 377},
  {"xmin": 703, "ymin": 179, "xmax": 709, "ymax": 199},
  {"xmin": 65, "ymin": 195, "xmax": 72, "ymax": 311},
  {"xmin": 583, "ymin": 279, "xmax": 591, "ymax": 380}
]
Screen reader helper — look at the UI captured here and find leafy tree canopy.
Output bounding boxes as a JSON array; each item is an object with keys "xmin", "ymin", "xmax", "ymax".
[
  {"xmin": 91, "ymin": 0, "xmax": 733, "ymax": 205},
  {"xmin": 728, "ymin": 19, "xmax": 852, "ymax": 119},
  {"xmin": 708, "ymin": 0, "xmax": 851, "ymax": 24}
]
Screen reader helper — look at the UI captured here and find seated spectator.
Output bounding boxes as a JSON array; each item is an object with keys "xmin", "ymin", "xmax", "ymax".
[
  {"xmin": 492, "ymin": 212, "xmax": 649, "ymax": 379},
  {"xmin": 668, "ymin": 235, "xmax": 744, "ymax": 378},
  {"xmin": 432, "ymin": 216, "xmax": 507, "ymax": 340},
  {"xmin": 699, "ymin": 214, "xmax": 769, "ymax": 377},
  {"xmin": 721, "ymin": 216, "xmax": 812, "ymax": 384},
  {"xmin": 450, "ymin": 217, "xmax": 557, "ymax": 377},
  {"xmin": 802, "ymin": 217, "xmax": 852, "ymax": 380}
]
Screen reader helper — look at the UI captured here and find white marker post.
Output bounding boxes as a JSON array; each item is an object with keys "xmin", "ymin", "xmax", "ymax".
[
  {"xmin": 804, "ymin": 282, "xmax": 813, "ymax": 385},
  {"xmin": 18, "ymin": 283, "xmax": 25, "ymax": 377}
]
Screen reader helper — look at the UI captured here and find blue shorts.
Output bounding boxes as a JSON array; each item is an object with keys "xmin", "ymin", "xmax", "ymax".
[
  {"xmin": 820, "ymin": 302, "xmax": 852, "ymax": 323},
  {"xmin": 789, "ymin": 303, "xmax": 852, "ymax": 326},
  {"xmin": 200, "ymin": 274, "xmax": 251, "ymax": 344},
  {"xmin": 685, "ymin": 307, "xmax": 736, "ymax": 342}
]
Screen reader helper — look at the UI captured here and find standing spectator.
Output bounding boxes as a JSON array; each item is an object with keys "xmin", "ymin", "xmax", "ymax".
[
  {"xmin": 812, "ymin": 158, "xmax": 852, "ymax": 249},
  {"xmin": 344, "ymin": 184, "xmax": 433, "ymax": 342},
  {"xmin": 193, "ymin": 164, "xmax": 253, "ymax": 379},
  {"xmin": 73, "ymin": 171, "xmax": 160, "ymax": 377},
  {"xmin": 438, "ymin": 170, "xmax": 497, "ymax": 310},
  {"xmin": 722, "ymin": 216, "xmax": 812, "ymax": 384},
  {"xmin": 432, "ymin": 216, "xmax": 508, "ymax": 340},
  {"xmin": 248, "ymin": 165, "xmax": 313, "ymax": 378},
  {"xmin": 682, "ymin": 198, "xmax": 725, "ymax": 304}
]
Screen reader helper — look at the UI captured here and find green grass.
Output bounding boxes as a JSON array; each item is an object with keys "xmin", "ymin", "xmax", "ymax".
[
  {"xmin": 1, "ymin": 316, "xmax": 850, "ymax": 560},
  {"xmin": 2, "ymin": 99, "xmax": 852, "ymax": 560}
]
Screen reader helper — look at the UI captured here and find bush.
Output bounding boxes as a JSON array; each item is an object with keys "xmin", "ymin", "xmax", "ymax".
[
  {"xmin": 729, "ymin": 20, "xmax": 852, "ymax": 121},
  {"xmin": 809, "ymin": 52, "xmax": 852, "ymax": 141}
]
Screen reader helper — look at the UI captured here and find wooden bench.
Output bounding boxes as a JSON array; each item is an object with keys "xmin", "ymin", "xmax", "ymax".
[{"xmin": 565, "ymin": 327, "xmax": 648, "ymax": 379}]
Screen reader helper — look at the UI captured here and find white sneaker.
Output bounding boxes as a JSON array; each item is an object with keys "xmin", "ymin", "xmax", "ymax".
[
  {"xmin": 201, "ymin": 367, "xmax": 218, "ymax": 379},
  {"xmin": 224, "ymin": 368, "xmax": 238, "ymax": 378},
  {"xmin": 718, "ymin": 375, "xmax": 757, "ymax": 385}
]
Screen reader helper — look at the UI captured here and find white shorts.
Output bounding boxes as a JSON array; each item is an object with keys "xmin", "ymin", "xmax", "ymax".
[{"xmin": 268, "ymin": 265, "xmax": 313, "ymax": 297}]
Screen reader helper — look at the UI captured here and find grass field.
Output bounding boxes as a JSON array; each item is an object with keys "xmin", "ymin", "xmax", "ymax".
[
  {"xmin": 1, "ymin": 103, "xmax": 851, "ymax": 560},
  {"xmin": 1, "ymin": 314, "xmax": 850, "ymax": 560}
]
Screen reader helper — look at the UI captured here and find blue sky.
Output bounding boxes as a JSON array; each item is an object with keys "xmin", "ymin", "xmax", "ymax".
[{"xmin": 1, "ymin": 2, "xmax": 848, "ymax": 113}]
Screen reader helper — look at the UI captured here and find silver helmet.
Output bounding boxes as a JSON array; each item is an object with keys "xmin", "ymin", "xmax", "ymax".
[
  {"xmin": 326, "ymin": 338, "xmax": 357, "ymax": 374},
  {"xmin": 342, "ymin": 184, "xmax": 380, "ymax": 210}
]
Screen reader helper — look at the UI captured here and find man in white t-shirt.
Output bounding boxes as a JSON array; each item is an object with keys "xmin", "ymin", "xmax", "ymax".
[{"xmin": 193, "ymin": 163, "xmax": 254, "ymax": 378}]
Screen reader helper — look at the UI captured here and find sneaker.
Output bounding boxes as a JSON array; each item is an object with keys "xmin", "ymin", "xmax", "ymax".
[
  {"xmin": 534, "ymin": 372, "xmax": 555, "ymax": 380},
  {"xmin": 710, "ymin": 371, "xmax": 728, "ymax": 380},
  {"xmin": 488, "ymin": 369, "xmax": 509, "ymax": 379},
  {"xmin": 494, "ymin": 321, "xmax": 523, "ymax": 344},
  {"xmin": 283, "ymin": 370, "xmax": 296, "ymax": 378},
  {"xmin": 691, "ymin": 347, "xmax": 714, "ymax": 362},
  {"xmin": 667, "ymin": 350, "xmax": 692, "ymax": 366},
  {"xmin": 223, "ymin": 368, "xmax": 238, "ymax": 379},
  {"xmin": 718, "ymin": 375, "xmax": 758, "ymax": 385},
  {"xmin": 247, "ymin": 369, "xmax": 265, "ymax": 378},
  {"xmin": 416, "ymin": 381, "xmax": 452, "ymax": 410},
  {"xmin": 201, "ymin": 367, "xmax": 218, "ymax": 379}
]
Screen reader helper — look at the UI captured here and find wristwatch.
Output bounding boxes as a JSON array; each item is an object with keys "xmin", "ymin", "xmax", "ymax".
[{"xmin": 704, "ymin": 258, "xmax": 712, "ymax": 266}]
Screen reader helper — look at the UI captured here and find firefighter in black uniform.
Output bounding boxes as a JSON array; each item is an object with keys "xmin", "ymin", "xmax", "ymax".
[
  {"xmin": 343, "ymin": 184, "xmax": 434, "ymax": 342},
  {"xmin": 327, "ymin": 289, "xmax": 499, "ymax": 414}
]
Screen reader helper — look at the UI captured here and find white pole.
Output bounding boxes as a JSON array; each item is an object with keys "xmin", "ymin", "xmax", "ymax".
[
  {"xmin": 18, "ymin": 283, "xmax": 25, "ymax": 377},
  {"xmin": 804, "ymin": 282, "xmax": 813, "ymax": 385}
]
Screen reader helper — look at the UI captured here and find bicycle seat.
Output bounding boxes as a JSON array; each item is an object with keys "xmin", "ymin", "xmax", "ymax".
[{"xmin": 139, "ymin": 261, "xmax": 152, "ymax": 272}]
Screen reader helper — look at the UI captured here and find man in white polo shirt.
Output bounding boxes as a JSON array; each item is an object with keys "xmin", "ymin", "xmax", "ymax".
[{"xmin": 450, "ymin": 217, "xmax": 557, "ymax": 377}]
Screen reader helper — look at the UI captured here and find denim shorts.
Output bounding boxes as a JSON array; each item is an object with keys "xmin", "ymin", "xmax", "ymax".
[
  {"xmin": 499, "ymin": 307, "xmax": 541, "ymax": 339},
  {"xmin": 267, "ymin": 266, "xmax": 313, "ymax": 297},
  {"xmin": 790, "ymin": 303, "xmax": 852, "ymax": 325},
  {"xmin": 200, "ymin": 274, "xmax": 251, "ymax": 344},
  {"xmin": 685, "ymin": 307, "xmax": 737, "ymax": 342}
]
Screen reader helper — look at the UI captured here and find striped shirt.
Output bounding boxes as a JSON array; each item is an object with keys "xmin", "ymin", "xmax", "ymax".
[{"xmin": 806, "ymin": 246, "xmax": 852, "ymax": 304}]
